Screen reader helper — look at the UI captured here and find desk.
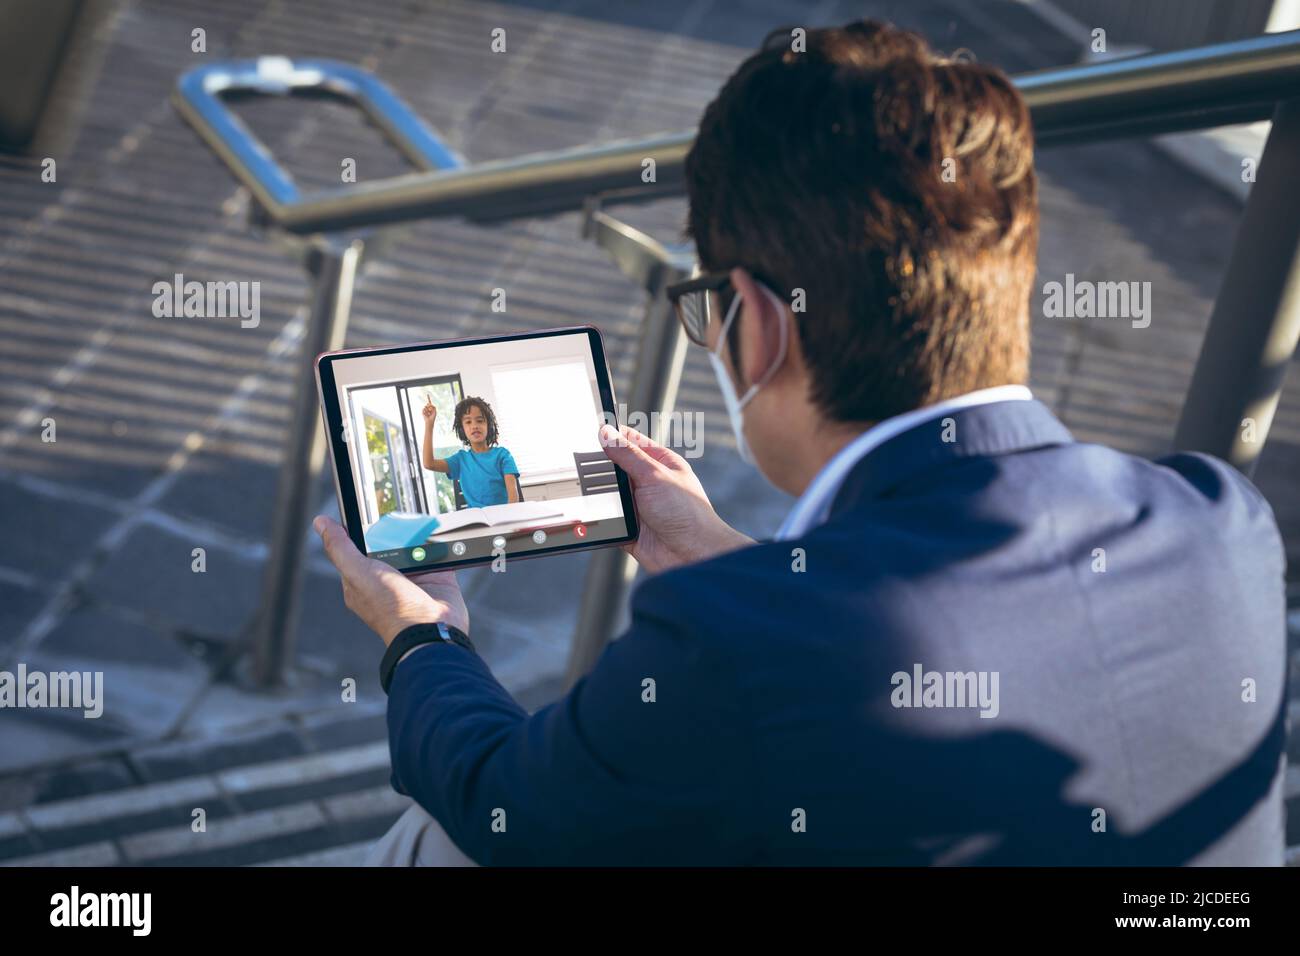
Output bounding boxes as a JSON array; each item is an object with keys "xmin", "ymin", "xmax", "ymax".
[{"xmin": 426, "ymin": 492, "xmax": 625, "ymax": 543}]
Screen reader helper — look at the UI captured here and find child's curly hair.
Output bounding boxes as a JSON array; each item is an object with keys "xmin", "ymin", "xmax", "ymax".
[{"xmin": 452, "ymin": 396, "xmax": 500, "ymax": 447}]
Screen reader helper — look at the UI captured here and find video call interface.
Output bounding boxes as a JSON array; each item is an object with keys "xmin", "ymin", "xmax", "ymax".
[{"xmin": 329, "ymin": 331, "xmax": 631, "ymax": 570}]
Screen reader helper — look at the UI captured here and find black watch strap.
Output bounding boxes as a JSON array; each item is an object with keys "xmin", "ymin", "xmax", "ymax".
[{"xmin": 380, "ymin": 622, "xmax": 474, "ymax": 695}]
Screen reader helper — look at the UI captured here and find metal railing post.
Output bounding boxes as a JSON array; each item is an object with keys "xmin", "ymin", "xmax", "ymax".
[
  {"xmin": 564, "ymin": 208, "xmax": 694, "ymax": 687},
  {"xmin": 170, "ymin": 58, "xmax": 460, "ymax": 687},
  {"xmin": 168, "ymin": 36, "xmax": 1300, "ymax": 692},
  {"xmin": 1173, "ymin": 98, "xmax": 1300, "ymax": 473},
  {"xmin": 249, "ymin": 236, "xmax": 364, "ymax": 686}
]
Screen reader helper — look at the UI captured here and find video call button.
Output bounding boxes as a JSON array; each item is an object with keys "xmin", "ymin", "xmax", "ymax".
[{"xmin": 410, "ymin": 546, "xmax": 426, "ymax": 562}]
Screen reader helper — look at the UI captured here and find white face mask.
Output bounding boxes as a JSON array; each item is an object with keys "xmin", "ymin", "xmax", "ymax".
[{"xmin": 706, "ymin": 283, "xmax": 790, "ymax": 465}]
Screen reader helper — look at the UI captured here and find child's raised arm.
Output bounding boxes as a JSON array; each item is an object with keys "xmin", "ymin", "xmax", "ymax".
[{"xmin": 420, "ymin": 398, "xmax": 450, "ymax": 473}]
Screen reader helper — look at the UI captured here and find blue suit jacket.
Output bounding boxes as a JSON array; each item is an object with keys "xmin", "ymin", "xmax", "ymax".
[{"xmin": 386, "ymin": 399, "xmax": 1288, "ymax": 865}]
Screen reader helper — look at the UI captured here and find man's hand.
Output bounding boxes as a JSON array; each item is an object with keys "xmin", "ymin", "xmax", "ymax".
[
  {"xmin": 314, "ymin": 515, "xmax": 468, "ymax": 645},
  {"xmin": 599, "ymin": 424, "xmax": 753, "ymax": 574}
]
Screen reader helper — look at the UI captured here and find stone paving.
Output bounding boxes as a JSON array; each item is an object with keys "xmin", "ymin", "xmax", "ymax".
[{"xmin": 0, "ymin": 0, "xmax": 1296, "ymax": 864}]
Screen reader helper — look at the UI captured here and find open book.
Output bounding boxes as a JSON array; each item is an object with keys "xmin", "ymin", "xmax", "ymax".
[{"xmin": 431, "ymin": 500, "xmax": 564, "ymax": 535}]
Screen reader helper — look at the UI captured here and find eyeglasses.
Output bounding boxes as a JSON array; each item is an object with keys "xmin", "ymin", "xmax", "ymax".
[
  {"xmin": 667, "ymin": 270, "xmax": 792, "ymax": 348},
  {"xmin": 665, "ymin": 270, "xmax": 736, "ymax": 347}
]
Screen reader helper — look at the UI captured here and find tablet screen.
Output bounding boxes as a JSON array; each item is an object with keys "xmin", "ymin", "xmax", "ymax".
[{"xmin": 317, "ymin": 327, "xmax": 636, "ymax": 571}]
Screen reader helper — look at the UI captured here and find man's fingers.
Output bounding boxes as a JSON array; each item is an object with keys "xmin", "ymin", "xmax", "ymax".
[
  {"xmin": 409, "ymin": 569, "xmax": 458, "ymax": 591},
  {"xmin": 618, "ymin": 424, "xmax": 654, "ymax": 447},
  {"xmin": 619, "ymin": 424, "xmax": 687, "ymax": 471},
  {"xmin": 598, "ymin": 423, "xmax": 657, "ymax": 479}
]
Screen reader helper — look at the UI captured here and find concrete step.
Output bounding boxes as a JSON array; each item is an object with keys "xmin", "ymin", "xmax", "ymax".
[
  {"xmin": 2, "ymin": 692, "xmax": 1295, "ymax": 866},
  {"xmin": 0, "ymin": 711, "xmax": 406, "ymax": 867},
  {"xmin": 0, "ymin": 683, "xmax": 573, "ymax": 867},
  {"xmin": 256, "ymin": 840, "xmax": 375, "ymax": 867},
  {"xmin": 3, "ymin": 738, "xmax": 1296, "ymax": 866}
]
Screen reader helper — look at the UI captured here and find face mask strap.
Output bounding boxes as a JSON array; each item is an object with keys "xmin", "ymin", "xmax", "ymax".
[
  {"xmin": 714, "ymin": 288, "xmax": 743, "ymax": 356},
  {"xmin": 715, "ymin": 282, "xmax": 789, "ymax": 407},
  {"xmin": 749, "ymin": 284, "xmax": 790, "ymax": 393}
]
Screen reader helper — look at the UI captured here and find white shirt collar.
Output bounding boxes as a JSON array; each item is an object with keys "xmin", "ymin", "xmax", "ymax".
[{"xmin": 776, "ymin": 385, "xmax": 1034, "ymax": 540}]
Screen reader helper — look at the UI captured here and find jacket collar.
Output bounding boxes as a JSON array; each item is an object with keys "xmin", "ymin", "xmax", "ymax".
[{"xmin": 826, "ymin": 399, "xmax": 1074, "ymax": 519}]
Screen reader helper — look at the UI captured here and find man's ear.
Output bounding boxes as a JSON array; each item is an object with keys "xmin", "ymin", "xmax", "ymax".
[{"xmin": 729, "ymin": 267, "xmax": 784, "ymax": 389}]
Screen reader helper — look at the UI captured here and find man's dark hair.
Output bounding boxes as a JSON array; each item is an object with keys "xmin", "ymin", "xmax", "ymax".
[
  {"xmin": 685, "ymin": 19, "xmax": 1038, "ymax": 423},
  {"xmin": 452, "ymin": 396, "xmax": 500, "ymax": 447}
]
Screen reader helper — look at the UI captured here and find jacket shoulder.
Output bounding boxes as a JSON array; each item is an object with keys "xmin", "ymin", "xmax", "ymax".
[
  {"xmin": 1151, "ymin": 450, "xmax": 1282, "ymax": 546},
  {"xmin": 626, "ymin": 530, "xmax": 879, "ymax": 642}
]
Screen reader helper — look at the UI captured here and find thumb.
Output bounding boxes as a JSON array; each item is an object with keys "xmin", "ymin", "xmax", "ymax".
[
  {"xmin": 314, "ymin": 515, "xmax": 370, "ymax": 578},
  {"xmin": 619, "ymin": 424, "xmax": 688, "ymax": 471},
  {"xmin": 599, "ymin": 423, "xmax": 656, "ymax": 480}
]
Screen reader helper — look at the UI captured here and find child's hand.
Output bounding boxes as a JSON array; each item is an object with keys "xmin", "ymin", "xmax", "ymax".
[
  {"xmin": 422, "ymin": 397, "xmax": 437, "ymax": 424},
  {"xmin": 599, "ymin": 424, "xmax": 753, "ymax": 574}
]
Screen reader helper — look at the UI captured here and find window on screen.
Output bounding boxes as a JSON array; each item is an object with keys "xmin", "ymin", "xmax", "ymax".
[{"xmin": 489, "ymin": 360, "xmax": 604, "ymax": 482}]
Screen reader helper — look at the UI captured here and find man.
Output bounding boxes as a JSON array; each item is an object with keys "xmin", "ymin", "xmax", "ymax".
[{"xmin": 315, "ymin": 20, "xmax": 1287, "ymax": 865}]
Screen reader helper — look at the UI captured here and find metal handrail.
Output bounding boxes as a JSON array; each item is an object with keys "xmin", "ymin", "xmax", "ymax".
[
  {"xmin": 172, "ymin": 30, "xmax": 1300, "ymax": 234},
  {"xmin": 1019, "ymin": 28, "xmax": 1300, "ymax": 144},
  {"xmin": 566, "ymin": 204, "xmax": 695, "ymax": 687},
  {"xmin": 173, "ymin": 56, "xmax": 464, "ymax": 212},
  {"xmin": 173, "ymin": 29, "xmax": 1300, "ymax": 687}
]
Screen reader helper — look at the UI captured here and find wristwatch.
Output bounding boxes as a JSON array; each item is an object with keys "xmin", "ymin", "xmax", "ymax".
[{"xmin": 380, "ymin": 622, "xmax": 474, "ymax": 694}]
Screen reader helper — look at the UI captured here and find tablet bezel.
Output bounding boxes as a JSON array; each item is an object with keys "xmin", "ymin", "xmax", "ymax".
[{"xmin": 315, "ymin": 325, "xmax": 639, "ymax": 573}]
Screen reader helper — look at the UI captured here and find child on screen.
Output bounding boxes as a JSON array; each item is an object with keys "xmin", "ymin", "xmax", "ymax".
[{"xmin": 420, "ymin": 395, "xmax": 520, "ymax": 509}]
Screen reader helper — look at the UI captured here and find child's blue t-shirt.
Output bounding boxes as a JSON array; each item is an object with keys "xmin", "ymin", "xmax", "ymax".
[{"xmin": 445, "ymin": 446, "xmax": 519, "ymax": 508}]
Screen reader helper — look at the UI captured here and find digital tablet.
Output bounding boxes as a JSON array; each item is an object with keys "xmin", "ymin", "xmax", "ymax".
[{"xmin": 315, "ymin": 326, "xmax": 638, "ymax": 572}]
